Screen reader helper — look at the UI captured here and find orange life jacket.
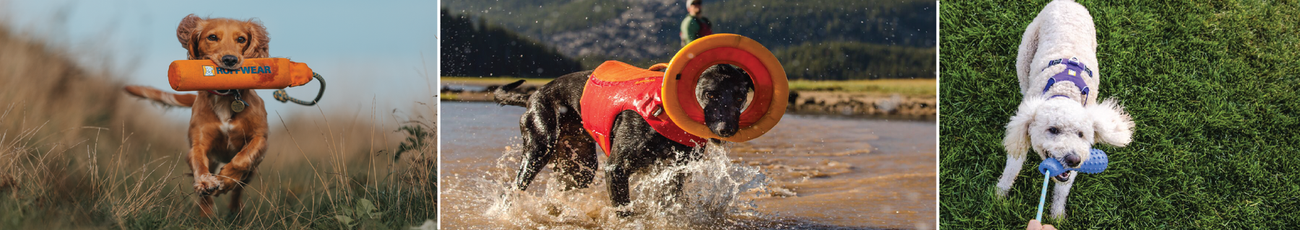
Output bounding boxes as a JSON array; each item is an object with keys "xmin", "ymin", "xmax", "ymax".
[{"xmin": 580, "ymin": 61, "xmax": 707, "ymax": 155}]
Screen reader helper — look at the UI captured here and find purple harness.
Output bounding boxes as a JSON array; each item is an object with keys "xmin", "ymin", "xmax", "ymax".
[{"xmin": 1041, "ymin": 57, "xmax": 1093, "ymax": 105}]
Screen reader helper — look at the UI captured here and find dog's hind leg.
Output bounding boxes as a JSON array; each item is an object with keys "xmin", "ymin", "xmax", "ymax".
[
  {"xmin": 550, "ymin": 123, "xmax": 598, "ymax": 190},
  {"xmin": 197, "ymin": 195, "xmax": 215, "ymax": 217},
  {"xmin": 226, "ymin": 187, "xmax": 244, "ymax": 217},
  {"xmin": 996, "ymin": 155, "xmax": 1026, "ymax": 197},
  {"xmin": 514, "ymin": 107, "xmax": 558, "ymax": 191},
  {"xmin": 1016, "ymin": 17, "xmax": 1043, "ymax": 92},
  {"xmin": 1050, "ymin": 171, "xmax": 1077, "ymax": 220},
  {"xmin": 227, "ymin": 170, "xmax": 254, "ymax": 216}
]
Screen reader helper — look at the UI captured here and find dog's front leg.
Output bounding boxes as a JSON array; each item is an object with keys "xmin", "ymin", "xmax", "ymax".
[
  {"xmin": 996, "ymin": 154, "xmax": 1026, "ymax": 197},
  {"xmin": 188, "ymin": 128, "xmax": 220, "ymax": 217},
  {"xmin": 606, "ymin": 111, "xmax": 650, "ymax": 217},
  {"xmin": 604, "ymin": 156, "xmax": 633, "ymax": 216},
  {"xmin": 216, "ymin": 131, "xmax": 267, "ymax": 195},
  {"xmin": 1050, "ymin": 171, "xmax": 1077, "ymax": 220},
  {"xmin": 666, "ymin": 147, "xmax": 702, "ymax": 204}
]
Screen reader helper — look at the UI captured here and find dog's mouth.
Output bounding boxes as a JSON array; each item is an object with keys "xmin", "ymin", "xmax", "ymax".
[
  {"xmin": 216, "ymin": 62, "xmax": 241, "ymax": 71},
  {"xmin": 1052, "ymin": 171, "xmax": 1071, "ymax": 182}
]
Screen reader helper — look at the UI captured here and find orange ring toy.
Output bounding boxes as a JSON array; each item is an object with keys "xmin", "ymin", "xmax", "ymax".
[{"xmin": 662, "ymin": 33, "xmax": 788, "ymax": 142}]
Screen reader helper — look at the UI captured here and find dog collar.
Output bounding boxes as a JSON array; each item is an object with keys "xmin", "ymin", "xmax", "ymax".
[
  {"xmin": 1041, "ymin": 57, "xmax": 1092, "ymax": 104},
  {"xmin": 208, "ymin": 89, "xmax": 235, "ymax": 96}
]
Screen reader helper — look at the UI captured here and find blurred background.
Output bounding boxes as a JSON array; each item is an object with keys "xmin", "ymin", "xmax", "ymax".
[
  {"xmin": 4, "ymin": 0, "xmax": 439, "ymax": 121},
  {"xmin": 0, "ymin": 0, "xmax": 437, "ymax": 228}
]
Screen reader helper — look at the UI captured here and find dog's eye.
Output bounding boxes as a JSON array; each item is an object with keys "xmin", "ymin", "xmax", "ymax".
[
  {"xmin": 207, "ymin": 34, "xmax": 218, "ymax": 41},
  {"xmin": 1048, "ymin": 127, "xmax": 1060, "ymax": 135},
  {"xmin": 236, "ymin": 37, "xmax": 246, "ymax": 43},
  {"xmin": 1077, "ymin": 132, "xmax": 1084, "ymax": 138}
]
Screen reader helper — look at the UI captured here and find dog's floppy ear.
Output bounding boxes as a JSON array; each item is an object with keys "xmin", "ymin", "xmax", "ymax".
[
  {"xmin": 177, "ymin": 14, "xmax": 204, "ymax": 60},
  {"xmin": 242, "ymin": 19, "xmax": 270, "ymax": 58},
  {"xmin": 1004, "ymin": 98, "xmax": 1044, "ymax": 158},
  {"xmin": 1088, "ymin": 97, "xmax": 1135, "ymax": 147}
]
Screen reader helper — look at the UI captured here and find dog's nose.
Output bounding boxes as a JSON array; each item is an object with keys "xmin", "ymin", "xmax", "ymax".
[
  {"xmin": 220, "ymin": 55, "xmax": 240, "ymax": 67},
  {"xmin": 711, "ymin": 121, "xmax": 737, "ymax": 137},
  {"xmin": 1063, "ymin": 153, "xmax": 1082, "ymax": 168}
]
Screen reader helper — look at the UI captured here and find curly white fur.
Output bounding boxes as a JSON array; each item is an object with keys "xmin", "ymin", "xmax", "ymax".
[{"xmin": 996, "ymin": 0, "xmax": 1136, "ymax": 220}]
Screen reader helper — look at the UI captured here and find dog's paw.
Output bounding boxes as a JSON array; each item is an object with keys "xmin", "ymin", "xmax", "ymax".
[
  {"xmin": 1050, "ymin": 207, "xmax": 1067, "ymax": 220},
  {"xmin": 214, "ymin": 166, "xmax": 251, "ymax": 195},
  {"xmin": 995, "ymin": 186, "xmax": 1011, "ymax": 198},
  {"xmin": 213, "ymin": 176, "xmax": 241, "ymax": 196},
  {"xmin": 194, "ymin": 174, "xmax": 222, "ymax": 196}
]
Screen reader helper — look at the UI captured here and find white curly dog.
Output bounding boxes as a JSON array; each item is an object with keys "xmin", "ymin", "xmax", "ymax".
[{"xmin": 995, "ymin": 0, "xmax": 1136, "ymax": 220}]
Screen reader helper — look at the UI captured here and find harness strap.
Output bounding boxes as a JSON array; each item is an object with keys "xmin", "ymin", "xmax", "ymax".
[{"xmin": 1040, "ymin": 57, "xmax": 1092, "ymax": 105}]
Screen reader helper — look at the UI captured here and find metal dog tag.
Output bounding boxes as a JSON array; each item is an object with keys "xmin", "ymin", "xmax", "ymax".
[{"xmin": 231, "ymin": 100, "xmax": 246, "ymax": 113}]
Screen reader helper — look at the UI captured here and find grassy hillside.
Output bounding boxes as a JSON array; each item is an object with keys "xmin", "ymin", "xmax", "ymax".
[
  {"xmin": 0, "ymin": 24, "xmax": 435, "ymax": 229},
  {"xmin": 775, "ymin": 41, "xmax": 935, "ymax": 80},
  {"xmin": 940, "ymin": 0, "xmax": 1300, "ymax": 228}
]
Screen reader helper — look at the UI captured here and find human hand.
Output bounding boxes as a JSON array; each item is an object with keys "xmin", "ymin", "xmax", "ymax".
[{"xmin": 1027, "ymin": 219, "xmax": 1057, "ymax": 230}]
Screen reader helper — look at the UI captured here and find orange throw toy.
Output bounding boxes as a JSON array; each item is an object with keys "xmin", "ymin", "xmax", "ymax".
[{"xmin": 168, "ymin": 58, "xmax": 316, "ymax": 91}]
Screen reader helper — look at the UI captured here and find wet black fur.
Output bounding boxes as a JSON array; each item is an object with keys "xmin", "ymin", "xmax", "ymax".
[{"xmin": 493, "ymin": 64, "xmax": 753, "ymax": 215}]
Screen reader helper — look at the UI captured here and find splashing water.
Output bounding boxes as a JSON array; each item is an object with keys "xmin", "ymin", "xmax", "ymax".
[
  {"xmin": 447, "ymin": 142, "xmax": 774, "ymax": 229},
  {"xmin": 441, "ymin": 102, "xmax": 938, "ymax": 229}
]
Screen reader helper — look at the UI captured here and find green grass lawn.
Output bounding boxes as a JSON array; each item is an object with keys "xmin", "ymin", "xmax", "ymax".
[
  {"xmin": 941, "ymin": 0, "xmax": 1300, "ymax": 228},
  {"xmin": 788, "ymin": 79, "xmax": 935, "ymax": 96}
]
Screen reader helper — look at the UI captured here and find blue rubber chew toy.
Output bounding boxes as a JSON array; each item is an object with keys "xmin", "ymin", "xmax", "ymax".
[
  {"xmin": 1037, "ymin": 148, "xmax": 1109, "ymax": 177},
  {"xmin": 1035, "ymin": 148, "xmax": 1108, "ymax": 220}
]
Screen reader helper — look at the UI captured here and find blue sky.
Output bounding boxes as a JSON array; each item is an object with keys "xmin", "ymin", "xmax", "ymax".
[{"xmin": 2, "ymin": 0, "xmax": 439, "ymax": 123}]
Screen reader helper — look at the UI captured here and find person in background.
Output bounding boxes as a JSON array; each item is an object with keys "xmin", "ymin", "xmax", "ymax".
[{"xmin": 680, "ymin": 0, "xmax": 712, "ymax": 46}]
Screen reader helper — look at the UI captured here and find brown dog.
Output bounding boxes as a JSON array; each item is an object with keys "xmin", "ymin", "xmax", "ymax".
[{"xmin": 124, "ymin": 14, "xmax": 269, "ymax": 217}]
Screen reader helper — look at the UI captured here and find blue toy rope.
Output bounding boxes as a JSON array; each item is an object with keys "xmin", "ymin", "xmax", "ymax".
[{"xmin": 1036, "ymin": 169, "xmax": 1050, "ymax": 220}]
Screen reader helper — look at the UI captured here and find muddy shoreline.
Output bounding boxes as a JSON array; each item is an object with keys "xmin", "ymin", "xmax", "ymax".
[{"xmin": 441, "ymin": 84, "xmax": 936, "ymax": 120}]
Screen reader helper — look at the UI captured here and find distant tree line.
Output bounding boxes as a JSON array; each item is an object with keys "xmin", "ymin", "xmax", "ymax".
[
  {"xmin": 442, "ymin": 0, "xmax": 629, "ymax": 36},
  {"xmin": 775, "ymin": 41, "xmax": 936, "ymax": 80},
  {"xmin": 710, "ymin": 0, "xmax": 936, "ymax": 48},
  {"xmin": 440, "ymin": 9, "xmax": 584, "ymax": 78}
]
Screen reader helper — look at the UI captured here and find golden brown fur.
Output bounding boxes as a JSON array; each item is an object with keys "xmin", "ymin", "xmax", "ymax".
[{"xmin": 122, "ymin": 14, "xmax": 270, "ymax": 217}]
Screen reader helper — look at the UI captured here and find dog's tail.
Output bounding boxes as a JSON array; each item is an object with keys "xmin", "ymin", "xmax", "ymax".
[
  {"xmin": 492, "ymin": 80, "xmax": 530, "ymax": 107},
  {"xmin": 123, "ymin": 85, "xmax": 196, "ymax": 107}
]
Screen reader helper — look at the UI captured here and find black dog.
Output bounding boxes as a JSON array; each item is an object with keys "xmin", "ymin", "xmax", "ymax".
[{"xmin": 494, "ymin": 64, "xmax": 754, "ymax": 214}]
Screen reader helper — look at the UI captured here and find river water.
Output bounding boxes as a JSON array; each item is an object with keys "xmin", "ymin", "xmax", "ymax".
[{"xmin": 441, "ymin": 101, "xmax": 935, "ymax": 229}]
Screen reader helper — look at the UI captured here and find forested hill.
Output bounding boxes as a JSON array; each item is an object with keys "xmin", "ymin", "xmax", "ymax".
[
  {"xmin": 440, "ymin": 0, "xmax": 936, "ymax": 80},
  {"xmin": 440, "ymin": 8, "xmax": 585, "ymax": 78},
  {"xmin": 442, "ymin": 0, "xmax": 934, "ymax": 60}
]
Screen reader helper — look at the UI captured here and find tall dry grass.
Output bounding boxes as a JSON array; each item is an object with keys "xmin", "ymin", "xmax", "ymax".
[{"xmin": 0, "ymin": 21, "xmax": 436, "ymax": 229}]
